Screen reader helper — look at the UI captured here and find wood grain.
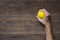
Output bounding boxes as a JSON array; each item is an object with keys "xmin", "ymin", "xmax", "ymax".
[{"xmin": 0, "ymin": 0, "xmax": 60, "ymax": 39}]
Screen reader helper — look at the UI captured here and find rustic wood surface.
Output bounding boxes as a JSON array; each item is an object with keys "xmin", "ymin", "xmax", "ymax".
[{"xmin": 0, "ymin": 0, "xmax": 60, "ymax": 40}]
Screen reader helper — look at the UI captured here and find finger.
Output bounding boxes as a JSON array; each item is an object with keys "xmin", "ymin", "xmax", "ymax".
[{"xmin": 37, "ymin": 16, "xmax": 46, "ymax": 24}]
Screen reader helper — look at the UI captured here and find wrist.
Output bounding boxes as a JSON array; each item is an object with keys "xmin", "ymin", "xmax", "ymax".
[{"xmin": 45, "ymin": 21, "xmax": 50, "ymax": 27}]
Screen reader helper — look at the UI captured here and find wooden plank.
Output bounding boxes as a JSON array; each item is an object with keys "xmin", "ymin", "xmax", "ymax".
[
  {"xmin": 0, "ymin": 34, "xmax": 60, "ymax": 40},
  {"xmin": 0, "ymin": 34, "xmax": 45, "ymax": 40},
  {"xmin": 0, "ymin": 0, "xmax": 60, "ymax": 34}
]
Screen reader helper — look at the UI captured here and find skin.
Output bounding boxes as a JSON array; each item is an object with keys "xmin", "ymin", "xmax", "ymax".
[{"xmin": 37, "ymin": 16, "xmax": 53, "ymax": 40}]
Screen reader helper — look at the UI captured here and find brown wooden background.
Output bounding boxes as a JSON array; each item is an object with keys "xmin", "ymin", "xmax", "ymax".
[{"xmin": 0, "ymin": 0, "xmax": 60, "ymax": 40}]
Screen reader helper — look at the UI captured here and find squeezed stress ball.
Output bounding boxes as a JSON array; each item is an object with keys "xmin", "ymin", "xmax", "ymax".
[
  {"xmin": 37, "ymin": 11, "xmax": 45, "ymax": 19},
  {"xmin": 37, "ymin": 9, "xmax": 50, "ymax": 19}
]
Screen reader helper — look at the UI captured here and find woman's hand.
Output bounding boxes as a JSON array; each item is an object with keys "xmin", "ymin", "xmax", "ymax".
[
  {"xmin": 37, "ymin": 15, "xmax": 49, "ymax": 26},
  {"xmin": 37, "ymin": 9, "xmax": 50, "ymax": 26}
]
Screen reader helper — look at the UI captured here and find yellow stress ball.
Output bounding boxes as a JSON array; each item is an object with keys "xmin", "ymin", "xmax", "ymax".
[{"xmin": 37, "ymin": 11, "xmax": 45, "ymax": 19}]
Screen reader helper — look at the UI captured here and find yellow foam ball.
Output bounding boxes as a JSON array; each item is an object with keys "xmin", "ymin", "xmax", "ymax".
[{"xmin": 37, "ymin": 11, "xmax": 44, "ymax": 19}]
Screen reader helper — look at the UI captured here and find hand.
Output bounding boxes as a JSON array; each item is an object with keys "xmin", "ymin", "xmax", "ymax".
[
  {"xmin": 37, "ymin": 9, "xmax": 50, "ymax": 26},
  {"xmin": 37, "ymin": 16, "xmax": 49, "ymax": 26}
]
